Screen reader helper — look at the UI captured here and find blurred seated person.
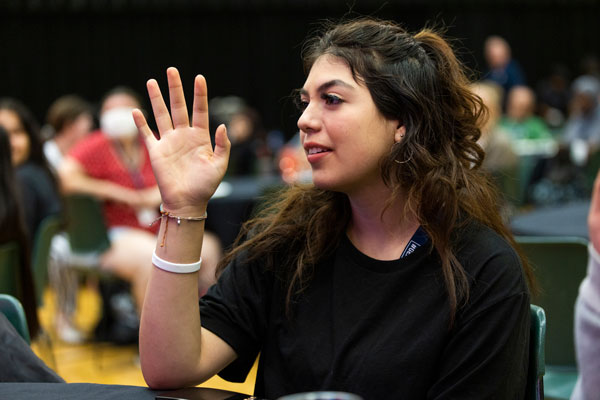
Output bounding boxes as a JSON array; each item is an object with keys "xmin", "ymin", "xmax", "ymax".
[
  {"xmin": 227, "ymin": 106, "xmax": 273, "ymax": 177},
  {"xmin": 500, "ymin": 85, "xmax": 554, "ymax": 141},
  {"xmin": 470, "ymin": 81, "xmax": 519, "ymax": 216},
  {"xmin": 0, "ymin": 98, "xmax": 61, "ymax": 241},
  {"xmin": 525, "ymin": 77, "xmax": 599, "ymax": 206},
  {"xmin": 0, "ymin": 125, "xmax": 41, "ymax": 339},
  {"xmin": 59, "ymin": 87, "xmax": 221, "ymax": 310},
  {"xmin": 43, "ymin": 95, "xmax": 93, "ymax": 171},
  {"xmin": 210, "ymin": 96, "xmax": 273, "ymax": 177},
  {"xmin": 470, "ymin": 81, "xmax": 518, "ymax": 173},
  {"xmin": 562, "ymin": 75, "xmax": 600, "ymax": 155},
  {"xmin": 571, "ymin": 170, "xmax": 600, "ymax": 399},
  {"xmin": 482, "ymin": 35, "xmax": 526, "ymax": 107},
  {"xmin": 42, "ymin": 95, "xmax": 93, "ymax": 342}
]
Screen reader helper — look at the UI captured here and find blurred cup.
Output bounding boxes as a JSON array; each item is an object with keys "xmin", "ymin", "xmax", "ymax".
[{"xmin": 276, "ymin": 392, "xmax": 363, "ymax": 400}]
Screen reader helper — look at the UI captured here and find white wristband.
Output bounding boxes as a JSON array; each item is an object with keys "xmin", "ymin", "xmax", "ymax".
[{"xmin": 152, "ymin": 250, "xmax": 202, "ymax": 274}]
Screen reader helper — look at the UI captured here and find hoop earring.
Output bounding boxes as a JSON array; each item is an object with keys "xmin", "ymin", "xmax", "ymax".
[{"xmin": 394, "ymin": 149, "xmax": 413, "ymax": 164}]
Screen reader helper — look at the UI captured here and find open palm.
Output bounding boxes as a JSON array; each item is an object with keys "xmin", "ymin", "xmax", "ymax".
[{"xmin": 133, "ymin": 67, "xmax": 230, "ymax": 214}]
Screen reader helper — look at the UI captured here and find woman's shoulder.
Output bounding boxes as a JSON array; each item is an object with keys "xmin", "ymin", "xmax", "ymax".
[
  {"xmin": 454, "ymin": 221, "xmax": 525, "ymax": 288},
  {"xmin": 16, "ymin": 162, "xmax": 51, "ymax": 183},
  {"xmin": 453, "ymin": 220, "xmax": 530, "ymax": 321}
]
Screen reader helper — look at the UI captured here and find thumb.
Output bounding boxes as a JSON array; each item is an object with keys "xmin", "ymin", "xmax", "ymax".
[{"xmin": 214, "ymin": 124, "xmax": 231, "ymax": 162}]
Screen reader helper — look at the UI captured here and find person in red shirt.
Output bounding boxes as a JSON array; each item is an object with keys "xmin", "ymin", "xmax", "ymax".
[{"xmin": 59, "ymin": 87, "xmax": 221, "ymax": 311}]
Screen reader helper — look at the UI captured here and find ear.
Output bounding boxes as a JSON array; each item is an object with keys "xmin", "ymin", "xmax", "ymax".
[{"xmin": 394, "ymin": 124, "xmax": 406, "ymax": 143}]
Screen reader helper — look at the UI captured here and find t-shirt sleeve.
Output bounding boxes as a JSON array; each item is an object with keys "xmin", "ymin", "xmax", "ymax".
[
  {"xmin": 200, "ymin": 254, "xmax": 271, "ymax": 382},
  {"xmin": 428, "ymin": 242, "xmax": 531, "ymax": 399}
]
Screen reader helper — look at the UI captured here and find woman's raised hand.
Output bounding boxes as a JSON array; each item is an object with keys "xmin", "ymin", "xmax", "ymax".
[{"xmin": 133, "ymin": 67, "xmax": 230, "ymax": 215}]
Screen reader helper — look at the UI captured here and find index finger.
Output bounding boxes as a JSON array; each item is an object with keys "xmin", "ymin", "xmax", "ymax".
[{"xmin": 191, "ymin": 74, "xmax": 209, "ymax": 130}]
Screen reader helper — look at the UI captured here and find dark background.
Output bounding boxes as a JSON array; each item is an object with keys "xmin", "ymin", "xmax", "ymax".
[{"xmin": 1, "ymin": 0, "xmax": 599, "ymax": 138}]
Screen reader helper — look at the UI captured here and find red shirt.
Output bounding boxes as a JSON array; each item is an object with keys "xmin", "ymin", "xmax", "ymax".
[{"xmin": 68, "ymin": 131, "xmax": 158, "ymax": 234}]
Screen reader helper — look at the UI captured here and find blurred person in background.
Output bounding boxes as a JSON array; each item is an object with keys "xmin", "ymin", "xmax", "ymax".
[
  {"xmin": 501, "ymin": 85, "xmax": 553, "ymax": 141},
  {"xmin": 0, "ymin": 125, "xmax": 41, "ymax": 339},
  {"xmin": 59, "ymin": 87, "xmax": 221, "ymax": 315},
  {"xmin": 562, "ymin": 75, "xmax": 600, "ymax": 154},
  {"xmin": 41, "ymin": 95, "xmax": 94, "ymax": 343},
  {"xmin": 470, "ymin": 81, "xmax": 518, "ymax": 174},
  {"xmin": 227, "ymin": 106, "xmax": 273, "ymax": 177},
  {"xmin": 210, "ymin": 96, "xmax": 274, "ymax": 177},
  {"xmin": 483, "ymin": 35, "xmax": 526, "ymax": 108},
  {"xmin": 470, "ymin": 81, "xmax": 519, "ymax": 217},
  {"xmin": 43, "ymin": 95, "xmax": 93, "ymax": 171},
  {"xmin": 0, "ymin": 98, "xmax": 61, "ymax": 241}
]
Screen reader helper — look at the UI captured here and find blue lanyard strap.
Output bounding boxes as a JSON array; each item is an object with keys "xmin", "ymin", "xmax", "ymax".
[{"xmin": 400, "ymin": 226, "xmax": 429, "ymax": 259}]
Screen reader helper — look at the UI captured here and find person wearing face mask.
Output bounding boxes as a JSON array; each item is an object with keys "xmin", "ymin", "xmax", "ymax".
[{"xmin": 59, "ymin": 87, "xmax": 222, "ymax": 319}]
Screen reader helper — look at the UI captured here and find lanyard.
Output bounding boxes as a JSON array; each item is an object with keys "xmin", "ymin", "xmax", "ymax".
[
  {"xmin": 113, "ymin": 140, "xmax": 145, "ymax": 189},
  {"xmin": 400, "ymin": 226, "xmax": 429, "ymax": 259}
]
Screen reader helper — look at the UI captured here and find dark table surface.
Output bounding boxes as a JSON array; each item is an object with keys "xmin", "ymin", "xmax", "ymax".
[
  {"xmin": 0, "ymin": 383, "xmax": 256, "ymax": 400},
  {"xmin": 510, "ymin": 200, "xmax": 590, "ymax": 239}
]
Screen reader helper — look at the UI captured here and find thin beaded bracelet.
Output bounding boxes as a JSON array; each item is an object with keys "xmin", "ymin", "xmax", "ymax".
[{"xmin": 150, "ymin": 203, "xmax": 207, "ymax": 247}]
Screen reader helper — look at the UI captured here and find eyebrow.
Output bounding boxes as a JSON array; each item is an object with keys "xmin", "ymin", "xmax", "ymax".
[{"xmin": 299, "ymin": 79, "xmax": 355, "ymax": 96}]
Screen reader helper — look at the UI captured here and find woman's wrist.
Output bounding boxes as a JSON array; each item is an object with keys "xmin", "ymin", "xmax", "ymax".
[
  {"xmin": 160, "ymin": 201, "xmax": 209, "ymax": 217},
  {"xmin": 154, "ymin": 208, "xmax": 206, "ymax": 263}
]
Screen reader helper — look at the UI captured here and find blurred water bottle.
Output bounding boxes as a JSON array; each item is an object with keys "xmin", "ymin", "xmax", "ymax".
[{"xmin": 276, "ymin": 392, "xmax": 363, "ymax": 400}]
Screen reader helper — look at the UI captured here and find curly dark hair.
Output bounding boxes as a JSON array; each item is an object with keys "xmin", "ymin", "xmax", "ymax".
[{"xmin": 218, "ymin": 18, "xmax": 535, "ymax": 324}]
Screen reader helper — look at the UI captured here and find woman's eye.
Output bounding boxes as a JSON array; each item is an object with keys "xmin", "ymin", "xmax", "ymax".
[
  {"xmin": 295, "ymin": 98, "xmax": 309, "ymax": 111},
  {"xmin": 321, "ymin": 93, "xmax": 343, "ymax": 105}
]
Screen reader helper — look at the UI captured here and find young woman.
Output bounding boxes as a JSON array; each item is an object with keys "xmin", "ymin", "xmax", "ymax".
[
  {"xmin": 0, "ymin": 98, "xmax": 62, "ymax": 241},
  {"xmin": 136, "ymin": 18, "xmax": 535, "ymax": 399}
]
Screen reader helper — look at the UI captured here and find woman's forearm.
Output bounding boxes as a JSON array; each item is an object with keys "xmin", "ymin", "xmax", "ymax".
[{"xmin": 139, "ymin": 206, "xmax": 235, "ymax": 389}]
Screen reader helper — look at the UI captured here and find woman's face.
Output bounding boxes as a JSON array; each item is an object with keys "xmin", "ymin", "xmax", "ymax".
[
  {"xmin": 0, "ymin": 109, "xmax": 30, "ymax": 166},
  {"xmin": 297, "ymin": 55, "xmax": 399, "ymax": 195}
]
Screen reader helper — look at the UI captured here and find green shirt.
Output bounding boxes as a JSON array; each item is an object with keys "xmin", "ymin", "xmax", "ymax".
[{"xmin": 500, "ymin": 116, "xmax": 553, "ymax": 140}]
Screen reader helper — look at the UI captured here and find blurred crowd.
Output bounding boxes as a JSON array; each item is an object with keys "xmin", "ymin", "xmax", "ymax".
[
  {"xmin": 476, "ymin": 36, "xmax": 600, "ymax": 213},
  {"xmin": 1, "ymin": 34, "xmax": 600, "ymax": 345}
]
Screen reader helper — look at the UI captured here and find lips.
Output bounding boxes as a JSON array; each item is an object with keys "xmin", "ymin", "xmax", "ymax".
[
  {"xmin": 304, "ymin": 143, "xmax": 332, "ymax": 163},
  {"xmin": 307, "ymin": 147, "xmax": 329, "ymax": 155}
]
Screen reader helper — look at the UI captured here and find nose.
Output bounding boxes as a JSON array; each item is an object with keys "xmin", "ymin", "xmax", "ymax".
[{"xmin": 297, "ymin": 102, "xmax": 321, "ymax": 134}]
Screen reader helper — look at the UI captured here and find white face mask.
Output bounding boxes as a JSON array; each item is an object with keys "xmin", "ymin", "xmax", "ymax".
[{"xmin": 100, "ymin": 107, "xmax": 138, "ymax": 139}]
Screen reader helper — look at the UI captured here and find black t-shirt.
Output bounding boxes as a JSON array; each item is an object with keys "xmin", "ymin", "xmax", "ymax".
[{"xmin": 200, "ymin": 222, "xmax": 530, "ymax": 399}]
